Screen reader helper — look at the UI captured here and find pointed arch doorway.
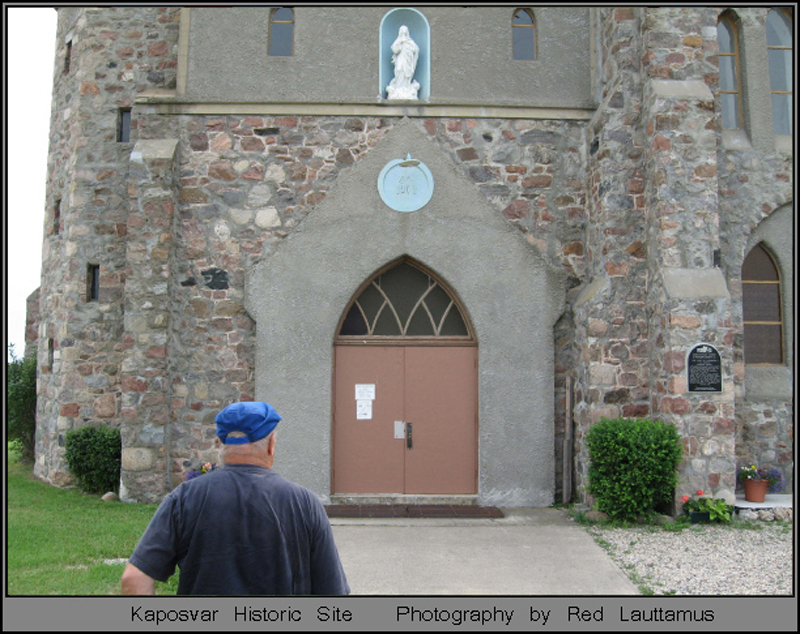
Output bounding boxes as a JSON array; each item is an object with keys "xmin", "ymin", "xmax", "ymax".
[{"xmin": 332, "ymin": 258, "xmax": 478, "ymax": 496}]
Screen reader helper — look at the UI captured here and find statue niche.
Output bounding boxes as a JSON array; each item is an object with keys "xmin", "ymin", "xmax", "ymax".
[
  {"xmin": 379, "ymin": 9, "xmax": 429, "ymax": 101},
  {"xmin": 386, "ymin": 25, "xmax": 420, "ymax": 100}
]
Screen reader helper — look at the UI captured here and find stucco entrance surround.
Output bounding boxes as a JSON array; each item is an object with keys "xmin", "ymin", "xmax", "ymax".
[{"xmin": 246, "ymin": 119, "xmax": 566, "ymax": 506}]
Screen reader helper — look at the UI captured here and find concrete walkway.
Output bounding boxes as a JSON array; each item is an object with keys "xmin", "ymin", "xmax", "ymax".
[{"xmin": 330, "ymin": 507, "xmax": 639, "ymax": 595}]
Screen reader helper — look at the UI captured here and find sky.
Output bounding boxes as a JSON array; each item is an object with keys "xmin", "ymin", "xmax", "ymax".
[{"xmin": 6, "ymin": 7, "xmax": 58, "ymax": 362}]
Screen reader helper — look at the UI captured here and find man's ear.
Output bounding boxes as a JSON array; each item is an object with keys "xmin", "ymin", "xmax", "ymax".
[
  {"xmin": 214, "ymin": 437, "xmax": 222, "ymax": 448},
  {"xmin": 267, "ymin": 432, "xmax": 277, "ymax": 455}
]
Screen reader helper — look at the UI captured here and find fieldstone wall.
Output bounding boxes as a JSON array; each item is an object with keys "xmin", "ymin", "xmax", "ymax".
[
  {"xmin": 34, "ymin": 7, "xmax": 181, "ymax": 486},
  {"xmin": 119, "ymin": 138, "xmax": 180, "ymax": 502},
  {"xmin": 573, "ymin": 7, "xmax": 651, "ymax": 502},
  {"xmin": 572, "ymin": 7, "xmax": 792, "ymax": 505},
  {"xmin": 640, "ymin": 7, "xmax": 738, "ymax": 503},
  {"xmin": 714, "ymin": 8, "xmax": 794, "ymax": 493},
  {"xmin": 32, "ymin": 6, "xmax": 792, "ymax": 504}
]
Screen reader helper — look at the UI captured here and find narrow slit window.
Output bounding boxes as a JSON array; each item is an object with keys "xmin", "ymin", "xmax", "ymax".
[
  {"xmin": 717, "ymin": 14, "xmax": 743, "ymax": 130},
  {"xmin": 742, "ymin": 244, "xmax": 783, "ymax": 365},
  {"xmin": 269, "ymin": 8, "xmax": 294, "ymax": 57},
  {"xmin": 87, "ymin": 264, "xmax": 100, "ymax": 302},
  {"xmin": 64, "ymin": 40, "xmax": 72, "ymax": 74},
  {"xmin": 767, "ymin": 9, "xmax": 793, "ymax": 135},
  {"xmin": 53, "ymin": 199, "xmax": 61, "ymax": 235},
  {"xmin": 118, "ymin": 108, "xmax": 131, "ymax": 143},
  {"xmin": 512, "ymin": 8, "xmax": 536, "ymax": 60},
  {"xmin": 47, "ymin": 338, "xmax": 55, "ymax": 368}
]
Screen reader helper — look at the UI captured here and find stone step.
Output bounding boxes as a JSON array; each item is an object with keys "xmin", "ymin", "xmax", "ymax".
[
  {"xmin": 330, "ymin": 494, "xmax": 478, "ymax": 506},
  {"xmin": 325, "ymin": 504, "xmax": 503, "ymax": 519}
]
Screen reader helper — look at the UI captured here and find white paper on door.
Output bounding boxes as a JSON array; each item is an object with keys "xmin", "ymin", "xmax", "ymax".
[
  {"xmin": 356, "ymin": 400, "xmax": 372, "ymax": 420},
  {"xmin": 355, "ymin": 384, "xmax": 376, "ymax": 401}
]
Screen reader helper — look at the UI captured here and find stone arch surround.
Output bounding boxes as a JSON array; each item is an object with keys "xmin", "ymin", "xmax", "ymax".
[{"xmin": 246, "ymin": 119, "xmax": 566, "ymax": 506}]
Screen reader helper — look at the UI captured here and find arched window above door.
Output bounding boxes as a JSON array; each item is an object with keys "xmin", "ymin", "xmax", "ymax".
[{"xmin": 337, "ymin": 259, "xmax": 474, "ymax": 342}]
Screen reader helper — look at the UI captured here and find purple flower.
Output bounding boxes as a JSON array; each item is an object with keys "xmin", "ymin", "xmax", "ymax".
[{"xmin": 185, "ymin": 463, "xmax": 218, "ymax": 481}]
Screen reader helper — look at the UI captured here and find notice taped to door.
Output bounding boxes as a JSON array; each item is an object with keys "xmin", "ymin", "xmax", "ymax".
[
  {"xmin": 355, "ymin": 384, "xmax": 376, "ymax": 400},
  {"xmin": 355, "ymin": 384, "xmax": 376, "ymax": 419},
  {"xmin": 357, "ymin": 400, "xmax": 372, "ymax": 420}
]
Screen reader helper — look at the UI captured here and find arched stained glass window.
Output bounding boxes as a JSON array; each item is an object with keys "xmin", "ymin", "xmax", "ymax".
[
  {"xmin": 742, "ymin": 243, "xmax": 783, "ymax": 364},
  {"xmin": 717, "ymin": 13, "xmax": 742, "ymax": 130},
  {"xmin": 512, "ymin": 8, "xmax": 536, "ymax": 60},
  {"xmin": 338, "ymin": 260, "xmax": 473, "ymax": 341},
  {"xmin": 269, "ymin": 7, "xmax": 294, "ymax": 57},
  {"xmin": 767, "ymin": 9, "xmax": 793, "ymax": 135}
]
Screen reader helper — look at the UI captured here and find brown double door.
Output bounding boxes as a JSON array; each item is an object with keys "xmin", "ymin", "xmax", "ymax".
[{"xmin": 333, "ymin": 345, "xmax": 477, "ymax": 495}]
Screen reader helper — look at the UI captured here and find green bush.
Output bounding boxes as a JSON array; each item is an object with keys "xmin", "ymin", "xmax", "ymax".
[
  {"xmin": 586, "ymin": 417, "xmax": 682, "ymax": 521},
  {"xmin": 7, "ymin": 345, "xmax": 38, "ymax": 463},
  {"xmin": 64, "ymin": 425, "xmax": 121, "ymax": 494}
]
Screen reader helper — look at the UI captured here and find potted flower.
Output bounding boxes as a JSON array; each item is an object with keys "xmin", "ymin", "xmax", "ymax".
[
  {"xmin": 681, "ymin": 490, "xmax": 733, "ymax": 523},
  {"xmin": 737, "ymin": 465, "xmax": 784, "ymax": 502},
  {"xmin": 186, "ymin": 462, "xmax": 217, "ymax": 480}
]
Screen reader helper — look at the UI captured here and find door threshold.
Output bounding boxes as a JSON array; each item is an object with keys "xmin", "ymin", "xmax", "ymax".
[{"xmin": 330, "ymin": 494, "xmax": 478, "ymax": 506}]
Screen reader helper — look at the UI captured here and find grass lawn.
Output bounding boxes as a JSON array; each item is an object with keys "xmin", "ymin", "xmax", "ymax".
[{"xmin": 7, "ymin": 446, "xmax": 178, "ymax": 595}]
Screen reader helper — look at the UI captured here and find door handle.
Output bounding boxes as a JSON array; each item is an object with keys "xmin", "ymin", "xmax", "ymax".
[{"xmin": 406, "ymin": 422, "xmax": 413, "ymax": 449}]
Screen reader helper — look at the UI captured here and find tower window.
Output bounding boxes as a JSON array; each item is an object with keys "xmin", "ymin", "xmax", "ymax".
[
  {"xmin": 87, "ymin": 264, "xmax": 100, "ymax": 302},
  {"xmin": 269, "ymin": 8, "xmax": 294, "ymax": 56},
  {"xmin": 512, "ymin": 8, "xmax": 536, "ymax": 60},
  {"xmin": 118, "ymin": 108, "xmax": 131, "ymax": 143},
  {"xmin": 64, "ymin": 40, "xmax": 72, "ymax": 74},
  {"xmin": 53, "ymin": 199, "xmax": 61, "ymax": 235}
]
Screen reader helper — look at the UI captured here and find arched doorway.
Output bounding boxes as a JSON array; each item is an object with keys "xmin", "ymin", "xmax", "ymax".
[{"xmin": 332, "ymin": 258, "xmax": 478, "ymax": 495}]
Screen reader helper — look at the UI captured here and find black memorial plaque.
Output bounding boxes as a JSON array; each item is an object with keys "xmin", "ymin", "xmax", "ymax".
[{"xmin": 687, "ymin": 344, "xmax": 722, "ymax": 392}]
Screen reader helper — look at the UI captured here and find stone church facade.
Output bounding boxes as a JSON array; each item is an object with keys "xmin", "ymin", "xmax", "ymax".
[{"xmin": 30, "ymin": 7, "xmax": 793, "ymax": 506}]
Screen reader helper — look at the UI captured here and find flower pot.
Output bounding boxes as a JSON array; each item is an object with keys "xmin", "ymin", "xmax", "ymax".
[
  {"xmin": 744, "ymin": 478, "xmax": 768, "ymax": 503},
  {"xmin": 688, "ymin": 510, "xmax": 711, "ymax": 524}
]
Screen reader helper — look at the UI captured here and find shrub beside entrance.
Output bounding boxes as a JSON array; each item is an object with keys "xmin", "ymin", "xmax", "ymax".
[{"xmin": 586, "ymin": 417, "xmax": 682, "ymax": 521}]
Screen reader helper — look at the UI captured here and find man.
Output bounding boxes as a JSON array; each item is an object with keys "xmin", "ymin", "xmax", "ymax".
[{"xmin": 121, "ymin": 401, "xmax": 350, "ymax": 595}]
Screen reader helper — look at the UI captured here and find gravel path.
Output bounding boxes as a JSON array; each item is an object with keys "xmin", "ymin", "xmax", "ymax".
[{"xmin": 586, "ymin": 522, "xmax": 793, "ymax": 595}]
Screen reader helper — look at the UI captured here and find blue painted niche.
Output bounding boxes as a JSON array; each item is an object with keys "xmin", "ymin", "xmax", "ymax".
[{"xmin": 379, "ymin": 8, "xmax": 430, "ymax": 101}]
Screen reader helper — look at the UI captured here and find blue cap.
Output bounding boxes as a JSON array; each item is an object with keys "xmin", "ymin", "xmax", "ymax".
[{"xmin": 215, "ymin": 402, "xmax": 282, "ymax": 445}]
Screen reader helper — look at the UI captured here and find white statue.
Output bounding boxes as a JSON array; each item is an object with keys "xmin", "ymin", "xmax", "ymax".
[{"xmin": 387, "ymin": 25, "xmax": 420, "ymax": 100}]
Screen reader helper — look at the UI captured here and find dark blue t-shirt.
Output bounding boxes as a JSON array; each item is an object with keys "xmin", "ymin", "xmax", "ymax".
[{"xmin": 128, "ymin": 464, "xmax": 349, "ymax": 595}]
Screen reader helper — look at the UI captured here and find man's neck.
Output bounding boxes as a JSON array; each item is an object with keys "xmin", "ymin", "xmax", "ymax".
[{"xmin": 223, "ymin": 452, "xmax": 273, "ymax": 469}]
